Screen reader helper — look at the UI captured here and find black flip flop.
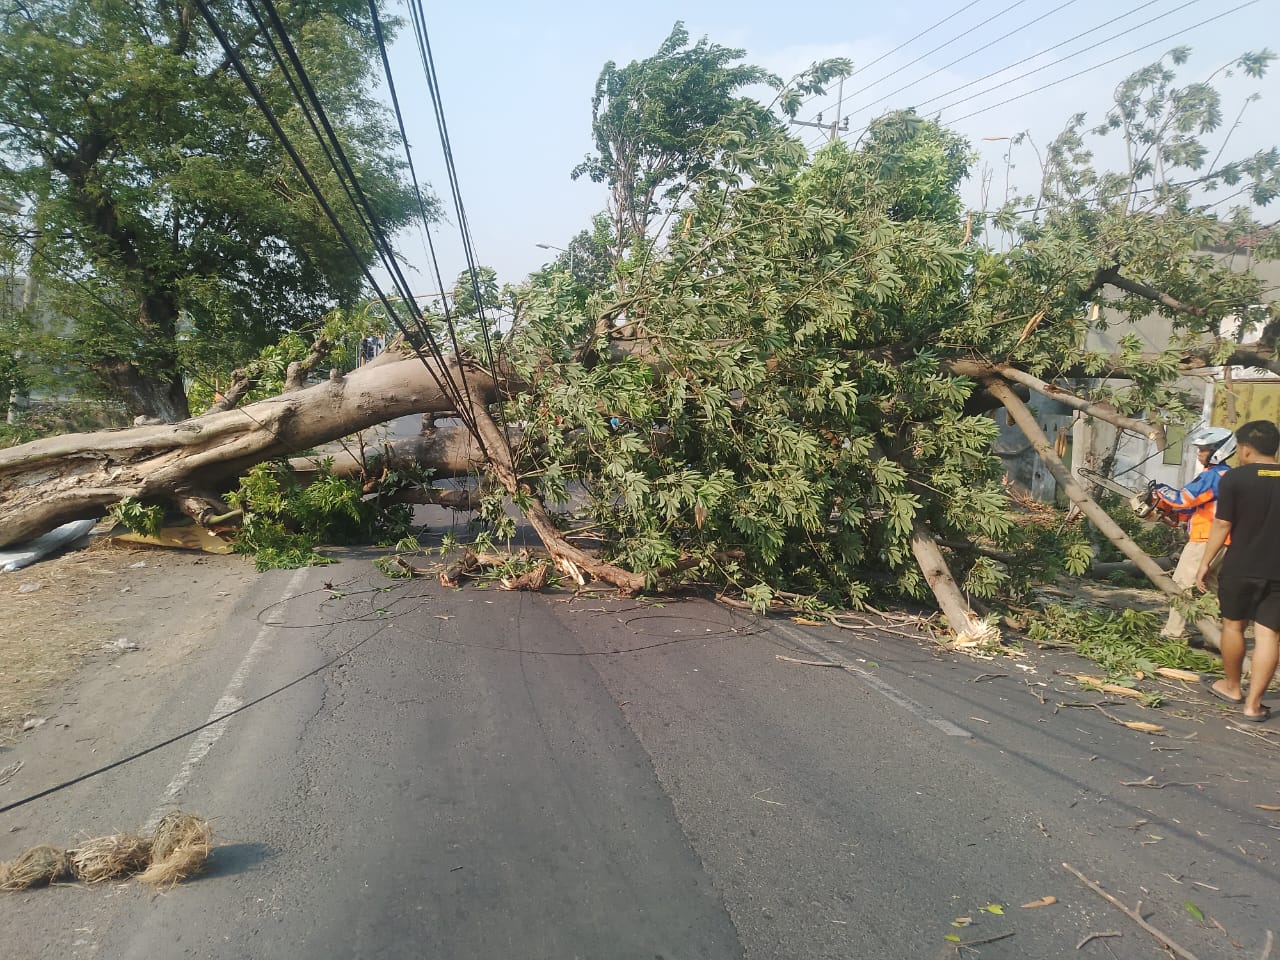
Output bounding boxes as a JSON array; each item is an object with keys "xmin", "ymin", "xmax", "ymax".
[
  {"xmin": 1239, "ymin": 705, "xmax": 1272, "ymax": 723},
  {"xmin": 1201, "ymin": 675, "xmax": 1244, "ymax": 705}
]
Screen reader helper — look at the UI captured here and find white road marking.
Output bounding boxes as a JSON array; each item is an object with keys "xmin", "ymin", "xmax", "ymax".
[
  {"xmin": 771, "ymin": 622, "xmax": 972, "ymax": 738},
  {"xmin": 145, "ymin": 567, "xmax": 310, "ymax": 830}
]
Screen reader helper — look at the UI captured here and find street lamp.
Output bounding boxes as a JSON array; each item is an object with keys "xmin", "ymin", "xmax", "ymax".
[{"xmin": 536, "ymin": 242, "xmax": 574, "ymax": 273}]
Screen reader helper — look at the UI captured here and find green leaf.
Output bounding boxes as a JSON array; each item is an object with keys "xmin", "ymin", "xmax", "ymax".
[
  {"xmin": 982, "ymin": 904, "xmax": 1004, "ymax": 915},
  {"xmin": 1184, "ymin": 901, "xmax": 1204, "ymax": 923},
  {"xmin": 944, "ymin": 934, "xmax": 961, "ymax": 943}
]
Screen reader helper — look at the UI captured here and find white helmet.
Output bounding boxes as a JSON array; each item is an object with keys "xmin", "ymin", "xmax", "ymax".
[{"xmin": 1191, "ymin": 426, "xmax": 1236, "ymax": 465}]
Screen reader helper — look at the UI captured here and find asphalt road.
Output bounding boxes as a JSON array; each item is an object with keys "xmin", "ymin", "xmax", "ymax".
[{"xmin": 2, "ymin": 551, "xmax": 1277, "ymax": 959}]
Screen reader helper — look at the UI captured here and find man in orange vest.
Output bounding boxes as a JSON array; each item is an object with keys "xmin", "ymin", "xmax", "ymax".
[{"xmin": 1155, "ymin": 427, "xmax": 1235, "ymax": 641}]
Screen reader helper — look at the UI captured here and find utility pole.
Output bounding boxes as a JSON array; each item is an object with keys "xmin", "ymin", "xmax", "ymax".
[{"xmin": 790, "ymin": 78, "xmax": 847, "ymax": 144}]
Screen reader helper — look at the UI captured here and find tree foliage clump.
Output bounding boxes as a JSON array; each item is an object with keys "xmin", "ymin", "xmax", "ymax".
[
  {"xmin": 229, "ymin": 458, "xmax": 424, "ymax": 570},
  {"xmin": 502, "ymin": 46, "xmax": 1279, "ymax": 617},
  {"xmin": 516, "ymin": 115, "xmax": 1018, "ymax": 607},
  {"xmin": 572, "ymin": 21, "xmax": 850, "ymax": 264}
]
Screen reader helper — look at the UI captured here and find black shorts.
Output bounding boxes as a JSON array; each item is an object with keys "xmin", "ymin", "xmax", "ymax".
[{"xmin": 1218, "ymin": 576, "xmax": 1280, "ymax": 631}]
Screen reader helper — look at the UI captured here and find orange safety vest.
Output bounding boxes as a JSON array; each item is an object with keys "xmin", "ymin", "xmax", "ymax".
[{"xmin": 1156, "ymin": 463, "xmax": 1229, "ymax": 542}]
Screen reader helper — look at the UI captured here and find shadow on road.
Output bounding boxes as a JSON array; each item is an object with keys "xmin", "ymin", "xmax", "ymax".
[{"xmin": 202, "ymin": 841, "xmax": 274, "ymax": 880}]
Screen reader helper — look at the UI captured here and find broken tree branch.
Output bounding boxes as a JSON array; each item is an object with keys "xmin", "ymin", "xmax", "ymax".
[
  {"xmin": 948, "ymin": 360, "xmax": 1162, "ymax": 445},
  {"xmin": 466, "ymin": 396, "xmax": 645, "ymax": 594},
  {"xmin": 1076, "ymin": 931, "xmax": 1122, "ymax": 950},
  {"xmin": 984, "ymin": 375, "xmax": 1221, "ymax": 648},
  {"xmin": 1062, "ymin": 862, "xmax": 1200, "ymax": 960},
  {"xmin": 0, "ymin": 352, "xmax": 500, "ymax": 548},
  {"xmin": 998, "ymin": 365, "xmax": 1163, "ymax": 447},
  {"xmin": 1104, "ymin": 270, "xmax": 1205, "ymax": 317}
]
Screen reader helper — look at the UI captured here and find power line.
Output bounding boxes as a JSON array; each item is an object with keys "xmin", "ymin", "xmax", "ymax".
[
  {"xmin": 796, "ymin": 0, "xmax": 1172, "ymax": 130},
  {"xmin": 923, "ymin": 0, "xmax": 1208, "ymax": 120},
  {"xmin": 401, "ymin": 0, "xmax": 514, "ymax": 448},
  {"xmin": 844, "ymin": 0, "xmax": 1031, "ymax": 101},
  {"xmin": 907, "ymin": 0, "xmax": 1187, "ymax": 113},
  {"xmin": 846, "ymin": 0, "xmax": 1082, "ymax": 116},
  {"xmin": 837, "ymin": 0, "xmax": 1254, "ymax": 141},
  {"xmin": 189, "ymin": 0, "xmax": 481, "ymax": 443},
  {"xmin": 794, "ymin": 0, "xmax": 989, "ymax": 119},
  {"xmin": 938, "ymin": 0, "xmax": 1261, "ymax": 127}
]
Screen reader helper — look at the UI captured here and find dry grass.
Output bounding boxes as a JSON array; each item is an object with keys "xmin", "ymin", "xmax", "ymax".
[
  {"xmin": 1, "ymin": 812, "xmax": 213, "ymax": 893},
  {"xmin": 139, "ymin": 812, "xmax": 212, "ymax": 888},
  {"xmin": 0, "ymin": 541, "xmax": 136, "ymax": 727},
  {"xmin": 0, "ymin": 844, "xmax": 71, "ymax": 891},
  {"xmin": 70, "ymin": 833, "xmax": 153, "ymax": 883}
]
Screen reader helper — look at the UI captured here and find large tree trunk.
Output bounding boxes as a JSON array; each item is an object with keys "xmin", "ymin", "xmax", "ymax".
[
  {"xmin": 93, "ymin": 358, "xmax": 191, "ymax": 423},
  {"xmin": 0, "ymin": 350, "xmax": 496, "ymax": 548}
]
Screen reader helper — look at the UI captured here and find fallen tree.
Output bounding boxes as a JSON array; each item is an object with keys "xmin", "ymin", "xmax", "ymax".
[{"xmin": 3, "ymin": 48, "xmax": 1278, "ymax": 636}]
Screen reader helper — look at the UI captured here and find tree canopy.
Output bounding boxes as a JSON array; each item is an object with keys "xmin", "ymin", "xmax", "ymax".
[
  {"xmin": 0, "ymin": 0, "xmax": 420, "ymax": 420},
  {"xmin": 572, "ymin": 21, "xmax": 850, "ymax": 266}
]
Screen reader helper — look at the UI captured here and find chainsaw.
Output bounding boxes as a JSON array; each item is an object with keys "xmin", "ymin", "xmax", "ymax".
[{"xmin": 1076, "ymin": 467, "xmax": 1181, "ymax": 524}]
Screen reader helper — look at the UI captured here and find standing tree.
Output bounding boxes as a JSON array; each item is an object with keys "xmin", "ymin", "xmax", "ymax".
[
  {"xmin": 572, "ymin": 21, "xmax": 850, "ymax": 266},
  {"xmin": 0, "ymin": 0, "xmax": 420, "ymax": 421}
]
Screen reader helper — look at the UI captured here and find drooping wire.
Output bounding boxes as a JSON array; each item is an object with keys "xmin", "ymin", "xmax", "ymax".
[
  {"xmin": 401, "ymin": 0, "xmax": 509, "ymax": 445},
  {"xmin": 365, "ymin": 0, "xmax": 490, "ymax": 434},
  {"xmin": 244, "ymin": 0, "xmax": 484, "ymax": 438},
  {"xmin": 187, "ymin": 0, "xmax": 478, "ymax": 441}
]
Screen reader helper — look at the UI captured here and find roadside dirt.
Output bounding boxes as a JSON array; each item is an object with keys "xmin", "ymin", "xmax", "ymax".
[{"xmin": 0, "ymin": 540, "xmax": 259, "ymax": 742}]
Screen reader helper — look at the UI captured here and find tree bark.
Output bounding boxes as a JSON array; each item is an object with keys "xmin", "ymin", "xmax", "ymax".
[
  {"xmin": 985, "ymin": 375, "xmax": 1222, "ymax": 647},
  {"xmin": 464, "ymin": 397, "xmax": 645, "ymax": 594},
  {"xmin": 0, "ymin": 350, "xmax": 497, "ymax": 548},
  {"xmin": 865, "ymin": 439, "xmax": 988, "ymax": 640},
  {"xmin": 910, "ymin": 520, "xmax": 998, "ymax": 642}
]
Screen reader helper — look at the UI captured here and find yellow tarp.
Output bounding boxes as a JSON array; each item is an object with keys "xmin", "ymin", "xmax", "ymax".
[{"xmin": 109, "ymin": 524, "xmax": 236, "ymax": 554}]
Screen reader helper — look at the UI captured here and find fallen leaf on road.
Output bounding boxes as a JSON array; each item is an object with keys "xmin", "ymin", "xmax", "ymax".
[
  {"xmin": 775, "ymin": 655, "xmax": 841, "ymax": 668},
  {"xmin": 981, "ymin": 903, "xmax": 1004, "ymax": 915},
  {"xmin": 791, "ymin": 616, "xmax": 824, "ymax": 626},
  {"xmin": 1122, "ymin": 721, "xmax": 1165, "ymax": 733},
  {"xmin": 1020, "ymin": 896, "xmax": 1057, "ymax": 908},
  {"xmin": 1255, "ymin": 804, "xmax": 1280, "ymax": 811},
  {"xmin": 1155, "ymin": 666, "xmax": 1201, "ymax": 682},
  {"xmin": 951, "ymin": 917, "xmax": 973, "ymax": 927},
  {"xmin": 1074, "ymin": 675, "xmax": 1147, "ymax": 699},
  {"xmin": 1184, "ymin": 901, "xmax": 1205, "ymax": 923},
  {"xmin": 944, "ymin": 934, "xmax": 961, "ymax": 943}
]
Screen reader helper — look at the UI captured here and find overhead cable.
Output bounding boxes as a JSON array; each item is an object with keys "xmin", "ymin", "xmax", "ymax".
[
  {"xmin": 248, "ymin": 0, "xmax": 483, "ymax": 432},
  {"xmin": 937, "ymin": 0, "xmax": 1261, "ymax": 126},
  {"xmin": 188, "ymin": 0, "xmax": 479, "ymax": 439},
  {"xmin": 847, "ymin": 0, "xmax": 1082, "ymax": 116},
  {"xmin": 844, "ymin": 0, "xmax": 1031, "ymax": 101},
  {"xmin": 401, "ymin": 0, "xmax": 513, "ymax": 446},
  {"xmin": 794, "ymin": 0, "xmax": 988, "ymax": 118}
]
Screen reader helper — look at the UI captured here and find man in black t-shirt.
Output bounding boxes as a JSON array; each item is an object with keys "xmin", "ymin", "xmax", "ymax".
[{"xmin": 1196, "ymin": 420, "xmax": 1280, "ymax": 722}]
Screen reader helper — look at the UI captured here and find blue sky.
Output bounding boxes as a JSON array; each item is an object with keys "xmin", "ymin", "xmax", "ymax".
[{"xmin": 379, "ymin": 0, "xmax": 1278, "ymax": 293}]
